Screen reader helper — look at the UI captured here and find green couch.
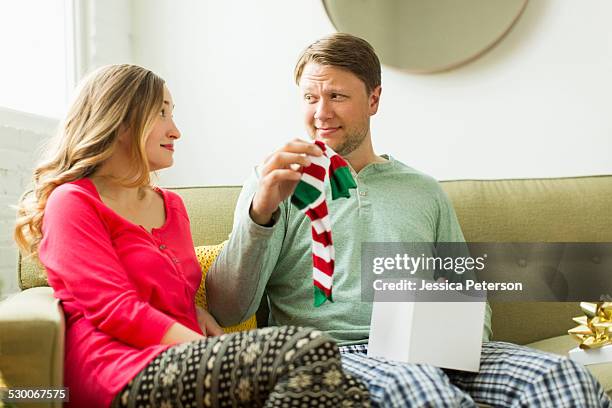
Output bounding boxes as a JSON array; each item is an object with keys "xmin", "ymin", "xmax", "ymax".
[{"xmin": 1, "ymin": 175, "xmax": 611, "ymax": 407}]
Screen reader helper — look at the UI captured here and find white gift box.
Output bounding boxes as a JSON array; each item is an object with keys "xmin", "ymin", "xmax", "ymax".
[
  {"xmin": 367, "ymin": 285, "xmax": 486, "ymax": 372},
  {"xmin": 569, "ymin": 345, "xmax": 612, "ymax": 365}
]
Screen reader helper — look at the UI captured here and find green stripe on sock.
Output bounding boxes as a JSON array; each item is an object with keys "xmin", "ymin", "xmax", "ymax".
[
  {"xmin": 314, "ymin": 286, "xmax": 333, "ymax": 307},
  {"xmin": 291, "ymin": 180, "xmax": 322, "ymax": 210},
  {"xmin": 330, "ymin": 167, "xmax": 357, "ymax": 200}
]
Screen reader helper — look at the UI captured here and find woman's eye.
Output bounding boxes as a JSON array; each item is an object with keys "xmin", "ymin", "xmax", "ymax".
[{"xmin": 160, "ymin": 109, "xmax": 166, "ymax": 117}]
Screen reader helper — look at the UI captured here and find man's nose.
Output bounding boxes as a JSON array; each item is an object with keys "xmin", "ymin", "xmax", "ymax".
[{"xmin": 314, "ymin": 99, "xmax": 333, "ymax": 121}]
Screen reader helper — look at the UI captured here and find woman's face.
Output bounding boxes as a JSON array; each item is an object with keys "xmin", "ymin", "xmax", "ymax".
[{"xmin": 145, "ymin": 85, "xmax": 181, "ymax": 171}]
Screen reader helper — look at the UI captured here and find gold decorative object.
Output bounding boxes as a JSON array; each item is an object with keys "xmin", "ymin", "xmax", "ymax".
[
  {"xmin": 569, "ymin": 302, "xmax": 612, "ymax": 349},
  {"xmin": 0, "ymin": 370, "xmax": 8, "ymax": 408},
  {"xmin": 322, "ymin": 0, "xmax": 529, "ymax": 73}
]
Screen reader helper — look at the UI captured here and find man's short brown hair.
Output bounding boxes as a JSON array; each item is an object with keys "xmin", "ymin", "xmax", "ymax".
[{"xmin": 294, "ymin": 33, "xmax": 381, "ymax": 94}]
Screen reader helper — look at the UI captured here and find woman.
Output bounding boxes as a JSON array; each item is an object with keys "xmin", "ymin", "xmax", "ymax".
[{"xmin": 14, "ymin": 64, "xmax": 369, "ymax": 408}]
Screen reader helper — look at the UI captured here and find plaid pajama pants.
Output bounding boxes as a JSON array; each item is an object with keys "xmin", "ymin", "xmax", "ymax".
[{"xmin": 339, "ymin": 341, "xmax": 610, "ymax": 408}]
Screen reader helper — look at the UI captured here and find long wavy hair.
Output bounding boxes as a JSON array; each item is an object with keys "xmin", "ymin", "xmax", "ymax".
[{"xmin": 14, "ymin": 64, "xmax": 165, "ymax": 259}]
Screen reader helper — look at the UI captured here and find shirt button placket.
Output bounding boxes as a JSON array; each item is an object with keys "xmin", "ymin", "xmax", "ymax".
[
  {"xmin": 158, "ymin": 243, "xmax": 177, "ymax": 262},
  {"xmin": 356, "ymin": 176, "xmax": 370, "ymax": 215}
]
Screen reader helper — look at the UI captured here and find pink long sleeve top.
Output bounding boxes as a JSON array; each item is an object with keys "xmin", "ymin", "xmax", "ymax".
[{"xmin": 38, "ymin": 178, "xmax": 203, "ymax": 408}]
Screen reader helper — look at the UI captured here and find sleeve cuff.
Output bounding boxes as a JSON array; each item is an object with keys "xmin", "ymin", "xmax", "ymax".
[
  {"xmin": 133, "ymin": 307, "xmax": 177, "ymax": 348},
  {"xmin": 245, "ymin": 196, "xmax": 281, "ymax": 232}
]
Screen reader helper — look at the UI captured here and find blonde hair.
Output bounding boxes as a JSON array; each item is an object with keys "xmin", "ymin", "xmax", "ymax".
[{"xmin": 14, "ymin": 64, "xmax": 165, "ymax": 259}]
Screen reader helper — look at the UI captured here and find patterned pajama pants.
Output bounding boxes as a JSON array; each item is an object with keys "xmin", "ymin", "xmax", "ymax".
[
  {"xmin": 340, "ymin": 341, "xmax": 611, "ymax": 407},
  {"xmin": 111, "ymin": 326, "xmax": 370, "ymax": 407}
]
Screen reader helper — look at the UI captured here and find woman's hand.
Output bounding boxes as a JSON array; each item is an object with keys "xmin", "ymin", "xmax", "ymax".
[{"xmin": 196, "ymin": 306, "xmax": 224, "ymax": 337}]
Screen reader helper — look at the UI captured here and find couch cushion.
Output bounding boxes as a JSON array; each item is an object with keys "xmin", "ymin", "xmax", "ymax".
[
  {"xmin": 442, "ymin": 175, "xmax": 612, "ymax": 344},
  {"xmin": 441, "ymin": 175, "xmax": 612, "ymax": 243},
  {"xmin": 18, "ymin": 254, "xmax": 48, "ymax": 290},
  {"xmin": 488, "ymin": 302, "xmax": 580, "ymax": 345},
  {"xmin": 528, "ymin": 335, "xmax": 612, "ymax": 397},
  {"xmin": 0, "ymin": 287, "xmax": 64, "ymax": 394},
  {"xmin": 171, "ymin": 186, "xmax": 241, "ymax": 246}
]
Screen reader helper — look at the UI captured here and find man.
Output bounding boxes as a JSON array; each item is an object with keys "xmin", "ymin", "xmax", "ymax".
[{"xmin": 207, "ymin": 33, "xmax": 609, "ymax": 407}]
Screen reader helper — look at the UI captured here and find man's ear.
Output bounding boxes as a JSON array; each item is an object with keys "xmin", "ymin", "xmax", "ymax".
[{"xmin": 369, "ymin": 85, "xmax": 382, "ymax": 116}]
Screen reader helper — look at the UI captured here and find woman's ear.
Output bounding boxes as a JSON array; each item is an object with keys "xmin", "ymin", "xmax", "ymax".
[{"xmin": 116, "ymin": 123, "xmax": 130, "ymax": 145}]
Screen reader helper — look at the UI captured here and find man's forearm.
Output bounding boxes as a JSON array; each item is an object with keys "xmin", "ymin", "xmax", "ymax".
[
  {"xmin": 206, "ymin": 212, "xmax": 278, "ymax": 326},
  {"xmin": 206, "ymin": 170, "xmax": 286, "ymax": 326}
]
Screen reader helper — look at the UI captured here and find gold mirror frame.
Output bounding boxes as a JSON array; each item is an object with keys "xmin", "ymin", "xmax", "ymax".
[{"xmin": 322, "ymin": 0, "xmax": 529, "ymax": 74}]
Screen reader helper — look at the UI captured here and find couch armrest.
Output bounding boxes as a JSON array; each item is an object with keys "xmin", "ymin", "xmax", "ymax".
[{"xmin": 0, "ymin": 287, "xmax": 64, "ymax": 408}]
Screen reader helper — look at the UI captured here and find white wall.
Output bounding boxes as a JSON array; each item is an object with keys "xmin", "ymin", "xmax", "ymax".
[
  {"xmin": 131, "ymin": 0, "xmax": 612, "ymax": 187},
  {"xmin": 79, "ymin": 0, "xmax": 133, "ymax": 72},
  {"xmin": 0, "ymin": 109, "xmax": 57, "ymax": 298},
  {"xmin": 0, "ymin": 0, "xmax": 131, "ymax": 297},
  {"xmin": 131, "ymin": 0, "xmax": 333, "ymax": 186}
]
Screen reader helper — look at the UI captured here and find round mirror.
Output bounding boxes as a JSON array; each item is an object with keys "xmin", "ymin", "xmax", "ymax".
[{"xmin": 322, "ymin": 0, "xmax": 528, "ymax": 73}]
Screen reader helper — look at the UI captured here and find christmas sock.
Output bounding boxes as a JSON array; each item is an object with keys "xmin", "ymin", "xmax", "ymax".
[{"xmin": 291, "ymin": 141, "xmax": 357, "ymax": 306}]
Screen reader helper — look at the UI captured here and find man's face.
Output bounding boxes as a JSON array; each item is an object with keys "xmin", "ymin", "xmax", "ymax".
[{"xmin": 299, "ymin": 63, "xmax": 380, "ymax": 157}]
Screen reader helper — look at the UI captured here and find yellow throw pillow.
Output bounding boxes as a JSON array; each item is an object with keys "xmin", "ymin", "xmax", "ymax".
[{"xmin": 194, "ymin": 241, "xmax": 257, "ymax": 333}]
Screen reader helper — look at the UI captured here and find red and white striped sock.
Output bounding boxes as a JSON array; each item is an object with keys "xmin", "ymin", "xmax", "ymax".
[{"xmin": 291, "ymin": 141, "xmax": 357, "ymax": 306}]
